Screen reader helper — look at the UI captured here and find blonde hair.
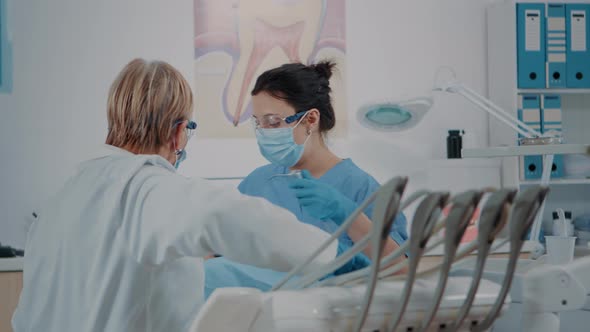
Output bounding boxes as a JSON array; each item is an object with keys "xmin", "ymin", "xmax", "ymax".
[{"xmin": 106, "ymin": 58, "xmax": 194, "ymax": 153}]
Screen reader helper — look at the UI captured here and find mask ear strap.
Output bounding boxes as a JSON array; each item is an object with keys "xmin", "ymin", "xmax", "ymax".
[
  {"xmin": 295, "ymin": 111, "xmax": 319, "ymax": 136},
  {"xmin": 293, "ymin": 111, "xmax": 310, "ymax": 128}
]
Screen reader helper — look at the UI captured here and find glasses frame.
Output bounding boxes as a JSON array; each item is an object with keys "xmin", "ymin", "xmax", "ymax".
[
  {"xmin": 173, "ymin": 119, "xmax": 197, "ymax": 139},
  {"xmin": 252, "ymin": 111, "xmax": 308, "ymax": 129}
]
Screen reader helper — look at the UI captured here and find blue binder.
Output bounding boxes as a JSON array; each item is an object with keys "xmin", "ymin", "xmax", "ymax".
[
  {"xmin": 542, "ymin": 94, "xmax": 564, "ymax": 178},
  {"xmin": 566, "ymin": 4, "xmax": 590, "ymax": 88},
  {"xmin": 517, "ymin": 3, "xmax": 546, "ymax": 88},
  {"xmin": 518, "ymin": 95, "xmax": 543, "ymax": 180},
  {"xmin": 542, "ymin": 94, "xmax": 563, "ymax": 135},
  {"xmin": 546, "ymin": 4, "xmax": 567, "ymax": 88}
]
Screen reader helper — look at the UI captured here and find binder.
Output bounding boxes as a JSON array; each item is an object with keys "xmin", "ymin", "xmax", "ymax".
[
  {"xmin": 541, "ymin": 94, "xmax": 563, "ymax": 135},
  {"xmin": 541, "ymin": 94, "xmax": 564, "ymax": 178},
  {"xmin": 566, "ymin": 4, "xmax": 590, "ymax": 88},
  {"xmin": 518, "ymin": 95, "xmax": 543, "ymax": 180},
  {"xmin": 517, "ymin": 3, "xmax": 546, "ymax": 88},
  {"xmin": 546, "ymin": 4, "xmax": 567, "ymax": 88}
]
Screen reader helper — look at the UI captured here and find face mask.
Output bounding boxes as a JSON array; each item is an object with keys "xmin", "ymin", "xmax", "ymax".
[
  {"xmin": 174, "ymin": 148, "xmax": 187, "ymax": 169},
  {"xmin": 170, "ymin": 120, "xmax": 197, "ymax": 170},
  {"xmin": 255, "ymin": 114, "xmax": 311, "ymax": 167}
]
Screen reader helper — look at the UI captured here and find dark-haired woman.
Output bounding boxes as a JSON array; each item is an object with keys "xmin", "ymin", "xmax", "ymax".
[{"xmin": 204, "ymin": 61, "xmax": 408, "ymax": 297}]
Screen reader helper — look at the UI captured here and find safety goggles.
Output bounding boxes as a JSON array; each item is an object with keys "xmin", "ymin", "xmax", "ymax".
[
  {"xmin": 251, "ymin": 111, "xmax": 308, "ymax": 129},
  {"xmin": 173, "ymin": 119, "xmax": 198, "ymax": 139}
]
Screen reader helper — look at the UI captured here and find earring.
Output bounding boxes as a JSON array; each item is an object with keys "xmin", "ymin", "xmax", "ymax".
[{"xmin": 307, "ymin": 129, "xmax": 312, "ymax": 135}]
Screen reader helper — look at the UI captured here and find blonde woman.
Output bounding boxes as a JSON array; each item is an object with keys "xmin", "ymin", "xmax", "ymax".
[{"xmin": 12, "ymin": 59, "xmax": 373, "ymax": 331}]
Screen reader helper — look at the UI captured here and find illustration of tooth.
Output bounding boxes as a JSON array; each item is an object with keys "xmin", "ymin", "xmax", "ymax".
[{"xmin": 194, "ymin": 0, "xmax": 345, "ymax": 128}]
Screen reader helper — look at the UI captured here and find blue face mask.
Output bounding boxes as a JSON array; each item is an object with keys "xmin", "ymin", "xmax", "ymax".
[
  {"xmin": 255, "ymin": 115, "xmax": 311, "ymax": 167},
  {"xmin": 171, "ymin": 120, "xmax": 197, "ymax": 169},
  {"xmin": 174, "ymin": 149, "xmax": 187, "ymax": 169}
]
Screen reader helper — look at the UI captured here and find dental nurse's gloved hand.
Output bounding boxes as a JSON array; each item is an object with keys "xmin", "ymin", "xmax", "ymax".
[{"xmin": 288, "ymin": 170, "xmax": 357, "ymax": 225}]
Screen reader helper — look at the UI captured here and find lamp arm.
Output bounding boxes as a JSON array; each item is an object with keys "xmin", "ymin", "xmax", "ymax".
[
  {"xmin": 457, "ymin": 84, "xmax": 543, "ymax": 137},
  {"xmin": 442, "ymin": 82, "xmax": 542, "ymax": 138}
]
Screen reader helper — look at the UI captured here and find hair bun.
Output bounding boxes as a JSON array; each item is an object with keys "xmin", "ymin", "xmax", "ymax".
[{"xmin": 311, "ymin": 60, "xmax": 336, "ymax": 80}]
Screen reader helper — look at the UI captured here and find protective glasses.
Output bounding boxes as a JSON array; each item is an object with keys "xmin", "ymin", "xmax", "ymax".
[
  {"xmin": 251, "ymin": 111, "xmax": 308, "ymax": 129},
  {"xmin": 173, "ymin": 119, "xmax": 198, "ymax": 139}
]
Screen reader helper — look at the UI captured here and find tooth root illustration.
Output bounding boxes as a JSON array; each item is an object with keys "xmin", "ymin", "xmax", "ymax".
[
  {"xmin": 194, "ymin": 0, "xmax": 346, "ymax": 127},
  {"xmin": 230, "ymin": 19, "xmax": 306, "ymax": 126}
]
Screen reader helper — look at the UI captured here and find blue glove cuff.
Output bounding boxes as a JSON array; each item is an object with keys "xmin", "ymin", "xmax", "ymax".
[
  {"xmin": 333, "ymin": 198, "xmax": 358, "ymax": 225},
  {"xmin": 333, "ymin": 241, "xmax": 371, "ymax": 275}
]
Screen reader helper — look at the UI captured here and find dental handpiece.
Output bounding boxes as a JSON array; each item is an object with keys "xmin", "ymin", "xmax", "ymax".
[
  {"xmin": 353, "ymin": 179, "xmax": 406, "ymax": 332},
  {"xmin": 449, "ymin": 189, "xmax": 516, "ymax": 332},
  {"xmin": 316, "ymin": 190, "xmax": 432, "ymax": 288},
  {"xmin": 272, "ymin": 188, "xmax": 379, "ymax": 291},
  {"xmin": 269, "ymin": 170, "xmax": 303, "ymax": 179},
  {"xmin": 472, "ymin": 186, "xmax": 549, "ymax": 332},
  {"xmin": 385, "ymin": 192, "xmax": 450, "ymax": 332},
  {"xmin": 419, "ymin": 190, "xmax": 485, "ymax": 332},
  {"xmin": 274, "ymin": 177, "xmax": 408, "ymax": 291}
]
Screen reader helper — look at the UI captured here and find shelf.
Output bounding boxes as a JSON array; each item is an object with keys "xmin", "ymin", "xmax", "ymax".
[
  {"xmin": 520, "ymin": 178, "xmax": 590, "ymax": 186},
  {"xmin": 429, "ymin": 158, "xmax": 501, "ymax": 168},
  {"xmin": 517, "ymin": 88, "xmax": 590, "ymax": 95},
  {"xmin": 462, "ymin": 144, "xmax": 590, "ymax": 158}
]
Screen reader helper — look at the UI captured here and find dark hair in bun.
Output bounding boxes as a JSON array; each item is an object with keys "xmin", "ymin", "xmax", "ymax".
[{"xmin": 252, "ymin": 60, "xmax": 337, "ymax": 132}]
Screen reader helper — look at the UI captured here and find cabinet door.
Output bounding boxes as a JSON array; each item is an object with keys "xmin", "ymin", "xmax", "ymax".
[{"xmin": 0, "ymin": 272, "xmax": 22, "ymax": 332}]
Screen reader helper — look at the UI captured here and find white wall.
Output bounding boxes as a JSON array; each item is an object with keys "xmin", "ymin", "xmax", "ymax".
[
  {"xmin": 345, "ymin": 0, "xmax": 497, "ymax": 184},
  {"xmin": 0, "ymin": 0, "xmax": 194, "ymax": 247},
  {"xmin": 0, "ymin": 0, "xmax": 497, "ymax": 247}
]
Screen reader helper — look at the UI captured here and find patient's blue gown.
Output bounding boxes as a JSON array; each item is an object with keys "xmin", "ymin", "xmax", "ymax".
[{"xmin": 204, "ymin": 159, "xmax": 408, "ymax": 298}]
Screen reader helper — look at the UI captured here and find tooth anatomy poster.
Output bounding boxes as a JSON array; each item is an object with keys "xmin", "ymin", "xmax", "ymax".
[{"xmin": 193, "ymin": 0, "xmax": 347, "ymax": 138}]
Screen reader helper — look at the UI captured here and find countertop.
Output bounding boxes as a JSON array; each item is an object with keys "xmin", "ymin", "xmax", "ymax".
[{"xmin": 0, "ymin": 257, "xmax": 23, "ymax": 272}]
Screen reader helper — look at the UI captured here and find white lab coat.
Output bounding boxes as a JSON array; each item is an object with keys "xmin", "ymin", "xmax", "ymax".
[{"xmin": 12, "ymin": 145, "xmax": 336, "ymax": 332}]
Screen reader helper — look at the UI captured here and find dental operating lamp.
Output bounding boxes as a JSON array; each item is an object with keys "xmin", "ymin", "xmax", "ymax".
[
  {"xmin": 357, "ymin": 68, "xmax": 562, "ymax": 257},
  {"xmin": 357, "ymin": 68, "xmax": 550, "ymax": 141},
  {"xmin": 356, "ymin": 97, "xmax": 433, "ymax": 132}
]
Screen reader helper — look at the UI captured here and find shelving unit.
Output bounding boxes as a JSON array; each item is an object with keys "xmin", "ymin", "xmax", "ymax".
[{"xmin": 485, "ymin": 0, "xmax": 590, "ymax": 240}]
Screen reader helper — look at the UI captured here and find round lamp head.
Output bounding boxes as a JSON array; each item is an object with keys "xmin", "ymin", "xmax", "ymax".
[{"xmin": 357, "ymin": 97, "xmax": 433, "ymax": 132}]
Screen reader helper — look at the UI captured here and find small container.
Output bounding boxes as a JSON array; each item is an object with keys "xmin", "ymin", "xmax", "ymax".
[
  {"xmin": 545, "ymin": 236, "xmax": 577, "ymax": 265},
  {"xmin": 552, "ymin": 210, "xmax": 574, "ymax": 237},
  {"xmin": 446, "ymin": 130, "xmax": 463, "ymax": 159}
]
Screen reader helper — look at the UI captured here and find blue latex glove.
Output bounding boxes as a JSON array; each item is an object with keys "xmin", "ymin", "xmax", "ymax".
[
  {"xmin": 288, "ymin": 170, "xmax": 357, "ymax": 225},
  {"xmin": 333, "ymin": 241, "xmax": 371, "ymax": 275}
]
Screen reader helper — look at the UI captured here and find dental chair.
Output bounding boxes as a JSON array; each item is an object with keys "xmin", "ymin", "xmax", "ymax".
[{"xmin": 190, "ymin": 178, "xmax": 552, "ymax": 332}]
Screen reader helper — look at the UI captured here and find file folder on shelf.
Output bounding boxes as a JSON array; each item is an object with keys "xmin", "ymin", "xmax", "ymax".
[
  {"xmin": 541, "ymin": 94, "xmax": 564, "ymax": 178},
  {"xmin": 517, "ymin": 3, "xmax": 546, "ymax": 88},
  {"xmin": 518, "ymin": 95, "xmax": 543, "ymax": 180},
  {"xmin": 546, "ymin": 3, "xmax": 567, "ymax": 88},
  {"xmin": 566, "ymin": 4, "xmax": 590, "ymax": 88}
]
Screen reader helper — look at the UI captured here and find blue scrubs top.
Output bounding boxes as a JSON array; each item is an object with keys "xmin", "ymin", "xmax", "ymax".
[{"xmin": 204, "ymin": 159, "xmax": 408, "ymax": 298}]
